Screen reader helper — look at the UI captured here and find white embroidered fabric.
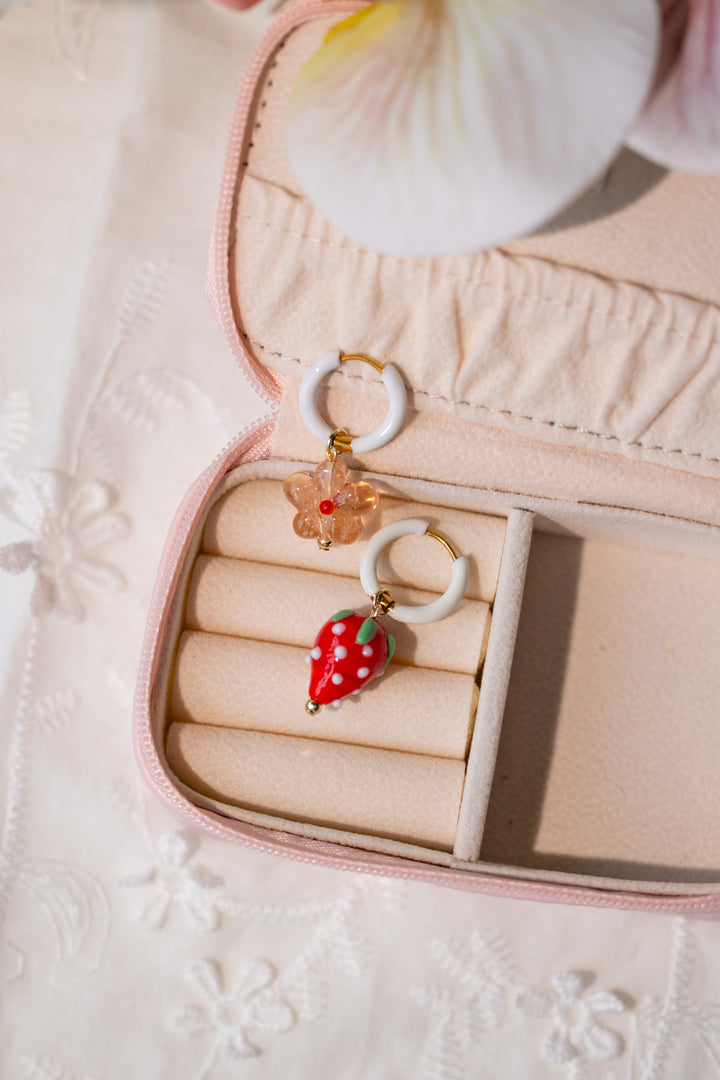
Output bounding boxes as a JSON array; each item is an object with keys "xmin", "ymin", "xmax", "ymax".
[{"xmin": 1, "ymin": 3, "xmax": 719, "ymax": 1079}]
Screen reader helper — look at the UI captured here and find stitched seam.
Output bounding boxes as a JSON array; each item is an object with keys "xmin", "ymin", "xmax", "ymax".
[
  {"xmin": 243, "ymin": 333, "xmax": 720, "ymax": 466},
  {"xmin": 237, "ymin": 212, "xmax": 720, "ymax": 349}
]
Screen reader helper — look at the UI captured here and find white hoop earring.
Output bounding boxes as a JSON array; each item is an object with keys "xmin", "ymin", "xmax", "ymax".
[
  {"xmin": 298, "ymin": 350, "xmax": 407, "ymax": 454},
  {"xmin": 305, "ymin": 520, "xmax": 468, "ymax": 714},
  {"xmin": 284, "ymin": 350, "xmax": 408, "ymax": 551},
  {"xmin": 360, "ymin": 519, "xmax": 469, "ymax": 625}
]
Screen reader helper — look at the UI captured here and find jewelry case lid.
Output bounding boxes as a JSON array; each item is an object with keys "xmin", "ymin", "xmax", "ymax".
[{"xmin": 208, "ymin": 0, "xmax": 720, "ymax": 523}]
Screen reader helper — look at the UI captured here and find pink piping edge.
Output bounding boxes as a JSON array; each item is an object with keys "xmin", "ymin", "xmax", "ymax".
[{"xmin": 136, "ymin": 0, "xmax": 720, "ymax": 915}]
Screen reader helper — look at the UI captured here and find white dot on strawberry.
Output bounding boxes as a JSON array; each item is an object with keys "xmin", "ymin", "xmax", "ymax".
[
  {"xmin": 331, "ymin": 673, "xmax": 344, "ymax": 685},
  {"xmin": 311, "ymin": 646, "xmax": 321, "ymax": 659},
  {"xmin": 357, "ymin": 667, "xmax": 370, "ymax": 678},
  {"xmin": 334, "ymin": 645, "xmax": 347, "ymax": 659},
  {"xmin": 331, "ymin": 622, "xmax": 346, "ymax": 635},
  {"xmin": 362, "ymin": 645, "xmax": 373, "ymax": 657}
]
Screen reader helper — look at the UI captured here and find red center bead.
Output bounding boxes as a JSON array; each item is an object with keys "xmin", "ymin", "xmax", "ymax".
[{"xmin": 319, "ymin": 499, "xmax": 335, "ymax": 516}]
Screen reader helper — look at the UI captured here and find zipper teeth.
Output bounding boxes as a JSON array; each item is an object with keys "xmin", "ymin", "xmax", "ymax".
[
  {"xmin": 143, "ymin": 0, "xmax": 720, "ymax": 915},
  {"xmin": 208, "ymin": 0, "xmax": 363, "ymax": 406}
]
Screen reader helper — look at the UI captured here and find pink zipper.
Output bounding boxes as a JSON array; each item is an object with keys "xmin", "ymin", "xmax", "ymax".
[
  {"xmin": 139, "ymin": 0, "xmax": 720, "ymax": 915},
  {"xmin": 206, "ymin": 0, "xmax": 363, "ymax": 405}
]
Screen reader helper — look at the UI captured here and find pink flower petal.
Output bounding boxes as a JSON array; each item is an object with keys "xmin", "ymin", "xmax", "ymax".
[{"xmin": 629, "ymin": 0, "xmax": 720, "ymax": 170}]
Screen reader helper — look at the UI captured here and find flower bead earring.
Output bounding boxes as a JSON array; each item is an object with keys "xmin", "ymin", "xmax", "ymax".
[
  {"xmin": 284, "ymin": 350, "xmax": 407, "ymax": 550},
  {"xmin": 305, "ymin": 518, "xmax": 469, "ymax": 713}
]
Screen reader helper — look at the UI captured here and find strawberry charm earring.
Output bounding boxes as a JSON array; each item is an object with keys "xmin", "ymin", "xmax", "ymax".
[
  {"xmin": 284, "ymin": 350, "xmax": 407, "ymax": 550},
  {"xmin": 305, "ymin": 519, "xmax": 469, "ymax": 713}
]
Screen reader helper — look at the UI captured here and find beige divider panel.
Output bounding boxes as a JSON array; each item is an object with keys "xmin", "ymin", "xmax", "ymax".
[
  {"xmin": 453, "ymin": 510, "xmax": 534, "ymax": 860},
  {"xmin": 166, "ymin": 721, "xmax": 466, "ymax": 850}
]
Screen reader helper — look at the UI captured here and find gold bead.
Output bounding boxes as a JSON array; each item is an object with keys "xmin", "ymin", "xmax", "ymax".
[
  {"xmin": 305, "ymin": 699, "xmax": 322, "ymax": 715},
  {"xmin": 317, "ymin": 538, "xmax": 333, "ymax": 551}
]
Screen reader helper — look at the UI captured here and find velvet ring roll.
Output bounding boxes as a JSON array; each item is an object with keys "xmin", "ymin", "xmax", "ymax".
[
  {"xmin": 171, "ymin": 630, "xmax": 478, "ymax": 758},
  {"xmin": 166, "ymin": 722, "xmax": 466, "ymax": 851},
  {"xmin": 185, "ymin": 556, "xmax": 490, "ymax": 675}
]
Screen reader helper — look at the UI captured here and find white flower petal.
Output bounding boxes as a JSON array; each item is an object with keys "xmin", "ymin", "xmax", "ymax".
[
  {"xmin": 10, "ymin": 470, "xmax": 66, "ymax": 531},
  {"xmin": 628, "ymin": 0, "xmax": 720, "ymax": 171},
  {"xmin": 514, "ymin": 986, "xmax": 553, "ymax": 1018},
  {"xmin": 285, "ymin": 0, "xmax": 660, "ymax": 255},
  {"xmin": 157, "ymin": 832, "xmax": 190, "ymax": 870},
  {"xmin": 586, "ymin": 990, "xmax": 626, "ymax": 1014},
  {"xmin": 119, "ymin": 868, "xmax": 156, "ymax": 888},
  {"xmin": 186, "ymin": 958, "xmax": 223, "ymax": 1000},
  {"xmin": 76, "ymin": 511, "xmax": 130, "ymax": 552},
  {"xmin": 51, "ymin": 573, "xmax": 85, "ymax": 621},
  {"xmin": 541, "ymin": 1025, "xmax": 578, "ymax": 1064},
  {"xmin": 582, "ymin": 1020, "xmax": 624, "ymax": 1061},
  {"xmin": 0, "ymin": 541, "xmax": 35, "ymax": 574},
  {"xmin": 221, "ymin": 1030, "xmax": 259, "ymax": 1059},
  {"xmin": 66, "ymin": 480, "xmax": 111, "ymax": 526},
  {"xmin": 181, "ymin": 894, "xmax": 220, "ymax": 934},
  {"xmin": 135, "ymin": 891, "xmax": 171, "ymax": 931},
  {"xmin": 248, "ymin": 998, "xmax": 295, "ymax": 1035},
  {"xmin": 233, "ymin": 958, "xmax": 275, "ymax": 1001},
  {"xmin": 71, "ymin": 559, "xmax": 125, "ymax": 595},
  {"xmin": 169, "ymin": 1004, "xmax": 213, "ymax": 1039},
  {"xmin": 550, "ymin": 971, "xmax": 585, "ymax": 1000},
  {"xmin": 30, "ymin": 571, "xmax": 57, "ymax": 617}
]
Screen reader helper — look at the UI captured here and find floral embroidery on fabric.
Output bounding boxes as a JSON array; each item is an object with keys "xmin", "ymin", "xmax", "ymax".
[
  {"xmin": 412, "ymin": 929, "xmax": 515, "ymax": 1077},
  {"xmin": 170, "ymin": 957, "xmax": 295, "ymax": 1067},
  {"xmin": 640, "ymin": 919, "xmax": 720, "ymax": 1079},
  {"xmin": 31, "ymin": 690, "xmax": 81, "ymax": 736},
  {"xmin": 16, "ymin": 859, "xmax": 111, "ymax": 986},
  {"xmin": 0, "ymin": 470, "xmax": 129, "ymax": 620},
  {"xmin": 21, "ymin": 1051, "xmax": 103, "ymax": 1080},
  {"xmin": 414, "ymin": 930, "xmax": 633, "ymax": 1079},
  {"xmin": 0, "ymin": 258, "xmax": 202, "ymax": 1020},
  {"xmin": 0, "ymin": 381, "xmax": 31, "ymax": 466},
  {"xmin": 0, "ymin": 940, "xmax": 24, "ymax": 985},
  {"xmin": 515, "ymin": 971, "xmax": 626, "ymax": 1069},
  {"xmin": 121, "ymin": 832, "xmax": 224, "ymax": 933}
]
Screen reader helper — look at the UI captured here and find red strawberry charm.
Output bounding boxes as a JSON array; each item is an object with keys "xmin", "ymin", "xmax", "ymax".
[{"xmin": 305, "ymin": 609, "xmax": 395, "ymax": 714}]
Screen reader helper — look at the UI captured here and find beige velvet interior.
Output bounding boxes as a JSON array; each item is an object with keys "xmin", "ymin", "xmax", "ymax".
[
  {"xmin": 482, "ymin": 531, "xmax": 720, "ymax": 882},
  {"xmin": 162, "ymin": 462, "xmax": 720, "ymax": 892},
  {"xmin": 166, "ymin": 469, "xmax": 503, "ymax": 852},
  {"xmin": 161, "ymin": 11, "xmax": 720, "ymax": 895}
]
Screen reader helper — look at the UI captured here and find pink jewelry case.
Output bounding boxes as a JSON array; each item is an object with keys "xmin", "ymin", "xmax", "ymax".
[{"xmin": 134, "ymin": 0, "xmax": 720, "ymax": 913}]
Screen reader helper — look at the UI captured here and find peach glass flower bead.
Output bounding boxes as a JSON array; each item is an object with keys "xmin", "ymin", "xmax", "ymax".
[{"xmin": 283, "ymin": 459, "xmax": 379, "ymax": 549}]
